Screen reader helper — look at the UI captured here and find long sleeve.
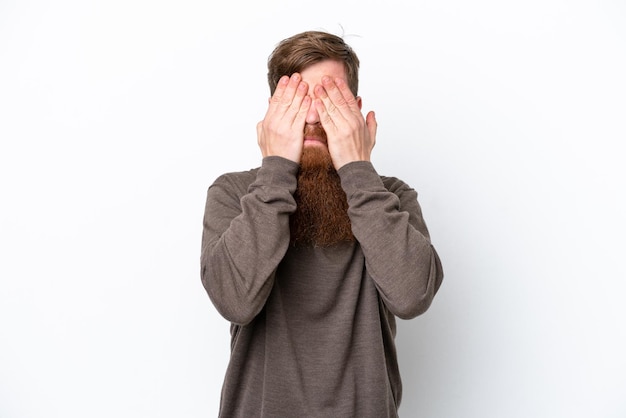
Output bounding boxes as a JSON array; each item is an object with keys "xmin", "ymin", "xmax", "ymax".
[
  {"xmin": 338, "ymin": 161, "xmax": 444, "ymax": 319},
  {"xmin": 200, "ymin": 157, "xmax": 299, "ymax": 325}
]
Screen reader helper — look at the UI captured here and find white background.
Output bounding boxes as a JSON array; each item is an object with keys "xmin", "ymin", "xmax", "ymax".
[{"xmin": 1, "ymin": 0, "xmax": 625, "ymax": 417}]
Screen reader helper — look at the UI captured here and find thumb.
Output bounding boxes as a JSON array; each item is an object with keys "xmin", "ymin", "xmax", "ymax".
[
  {"xmin": 366, "ymin": 111, "xmax": 377, "ymax": 147},
  {"xmin": 256, "ymin": 121, "xmax": 264, "ymax": 145}
]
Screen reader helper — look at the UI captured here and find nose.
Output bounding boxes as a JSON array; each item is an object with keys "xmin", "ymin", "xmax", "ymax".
[{"xmin": 305, "ymin": 96, "xmax": 320, "ymax": 124}]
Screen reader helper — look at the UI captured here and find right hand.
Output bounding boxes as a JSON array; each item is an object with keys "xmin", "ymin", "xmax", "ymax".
[{"xmin": 257, "ymin": 73, "xmax": 311, "ymax": 163}]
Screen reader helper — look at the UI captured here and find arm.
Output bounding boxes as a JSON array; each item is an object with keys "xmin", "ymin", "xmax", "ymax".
[
  {"xmin": 200, "ymin": 157, "xmax": 299, "ymax": 325},
  {"xmin": 201, "ymin": 73, "xmax": 309, "ymax": 325},
  {"xmin": 314, "ymin": 76, "xmax": 443, "ymax": 318},
  {"xmin": 339, "ymin": 162, "xmax": 444, "ymax": 319}
]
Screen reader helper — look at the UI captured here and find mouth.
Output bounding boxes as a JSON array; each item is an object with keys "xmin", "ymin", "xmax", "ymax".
[
  {"xmin": 303, "ymin": 125, "xmax": 327, "ymax": 147},
  {"xmin": 304, "ymin": 136, "xmax": 327, "ymax": 147}
]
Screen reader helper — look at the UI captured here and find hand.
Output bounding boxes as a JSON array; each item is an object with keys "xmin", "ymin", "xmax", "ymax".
[
  {"xmin": 313, "ymin": 76, "xmax": 377, "ymax": 169},
  {"xmin": 257, "ymin": 73, "xmax": 311, "ymax": 163}
]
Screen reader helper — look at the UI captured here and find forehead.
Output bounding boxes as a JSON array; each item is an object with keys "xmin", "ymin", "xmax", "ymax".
[{"xmin": 300, "ymin": 60, "xmax": 347, "ymax": 83}]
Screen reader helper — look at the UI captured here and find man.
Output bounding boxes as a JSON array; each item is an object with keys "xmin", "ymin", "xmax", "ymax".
[{"xmin": 200, "ymin": 30, "xmax": 444, "ymax": 417}]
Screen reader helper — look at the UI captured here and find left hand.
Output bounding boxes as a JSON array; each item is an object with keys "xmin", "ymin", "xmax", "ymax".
[{"xmin": 313, "ymin": 76, "xmax": 377, "ymax": 169}]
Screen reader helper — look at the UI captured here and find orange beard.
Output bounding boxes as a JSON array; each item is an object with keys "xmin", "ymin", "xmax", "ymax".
[{"xmin": 290, "ymin": 146, "xmax": 355, "ymax": 247}]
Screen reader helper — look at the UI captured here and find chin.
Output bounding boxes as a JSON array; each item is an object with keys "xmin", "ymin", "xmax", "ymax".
[{"xmin": 300, "ymin": 144, "xmax": 333, "ymax": 170}]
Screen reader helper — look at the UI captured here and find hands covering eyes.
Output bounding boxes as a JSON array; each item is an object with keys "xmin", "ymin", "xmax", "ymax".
[{"xmin": 257, "ymin": 73, "xmax": 377, "ymax": 170}]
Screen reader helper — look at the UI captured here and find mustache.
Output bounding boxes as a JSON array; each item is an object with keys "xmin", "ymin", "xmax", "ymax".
[{"xmin": 303, "ymin": 124, "xmax": 327, "ymax": 140}]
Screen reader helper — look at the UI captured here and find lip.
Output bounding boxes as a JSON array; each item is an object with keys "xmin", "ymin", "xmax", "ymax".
[{"xmin": 304, "ymin": 137, "xmax": 327, "ymax": 147}]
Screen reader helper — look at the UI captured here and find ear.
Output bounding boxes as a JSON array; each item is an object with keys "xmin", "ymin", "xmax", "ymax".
[{"xmin": 356, "ymin": 96, "xmax": 363, "ymax": 110}]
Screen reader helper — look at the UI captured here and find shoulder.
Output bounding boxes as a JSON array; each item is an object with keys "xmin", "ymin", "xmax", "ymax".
[{"xmin": 209, "ymin": 167, "xmax": 261, "ymax": 195}]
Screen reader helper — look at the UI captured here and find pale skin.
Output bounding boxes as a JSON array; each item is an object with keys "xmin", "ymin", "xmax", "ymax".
[{"xmin": 256, "ymin": 59, "xmax": 377, "ymax": 170}]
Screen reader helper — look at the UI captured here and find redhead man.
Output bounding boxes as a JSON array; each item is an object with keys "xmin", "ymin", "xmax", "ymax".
[{"xmin": 200, "ymin": 30, "xmax": 443, "ymax": 417}]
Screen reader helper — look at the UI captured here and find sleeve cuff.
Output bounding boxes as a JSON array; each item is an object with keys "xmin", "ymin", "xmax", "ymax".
[
  {"xmin": 254, "ymin": 156, "xmax": 300, "ymax": 193},
  {"xmin": 337, "ymin": 161, "xmax": 386, "ymax": 197}
]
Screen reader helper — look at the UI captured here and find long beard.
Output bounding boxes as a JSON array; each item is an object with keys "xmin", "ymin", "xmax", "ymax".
[{"xmin": 290, "ymin": 146, "xmax": 355, "ymax": 247}]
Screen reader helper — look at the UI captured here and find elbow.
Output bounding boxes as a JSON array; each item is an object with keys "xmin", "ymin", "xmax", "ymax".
[
  {"xmin": 201, "ymin": 264, "xmax": 270, "ymax": 326},
  {"xmin": 210, "ymin": 296, "xmax": 259, "ymax": 326},
  {"xmin": 392, "ymin": 290, "xmax": 436, "ymax": 320},
  {"xmin": 391, "ymin": 250, "xmax": 444, "ymax": 320}
]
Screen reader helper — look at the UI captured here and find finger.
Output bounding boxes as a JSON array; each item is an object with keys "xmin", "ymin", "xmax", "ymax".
[
  {"xmin": 312, "ymin": 95, "xmax": 334, "ymax": 130},
  {"xmin": 267, "ymin": 74, "xmax": 301, "ymax": 117},
  {"xmin": 292, "ymin": 93, "xmax": 311, "ymax": 129},
  {"xmin": 256, "ymin": 120, "xmax": 264, "ymax": 145},
  {"xmin": 321, "ymin": 76, "xmax": 360, "ymax": 118},
  {"xmin": 286, "ymin": 80, "xmax": 309, "ymax": 122},
  {"xmin": 278, "ymin": 74, "xmax": 302, "ymax": 108},
  {"xmin": 318, "ymin": 77, "xmax": 345, "ymax": 119},
  {"xmin": 268, "ymin": 76, "xmax": 289, "ymax": 108},
  {"xmin": 366, "ymin": 111, "xmax": 377, "ymax": 147},
  {"xmin": 313, "ymin": 83, "xmax": 340, "ymax": 127}
]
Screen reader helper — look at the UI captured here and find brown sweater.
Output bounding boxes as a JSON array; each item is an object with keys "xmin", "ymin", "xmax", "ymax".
[{"xmin": 201, "ymin": 157, "xmax": 443, "ymax": 418}]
